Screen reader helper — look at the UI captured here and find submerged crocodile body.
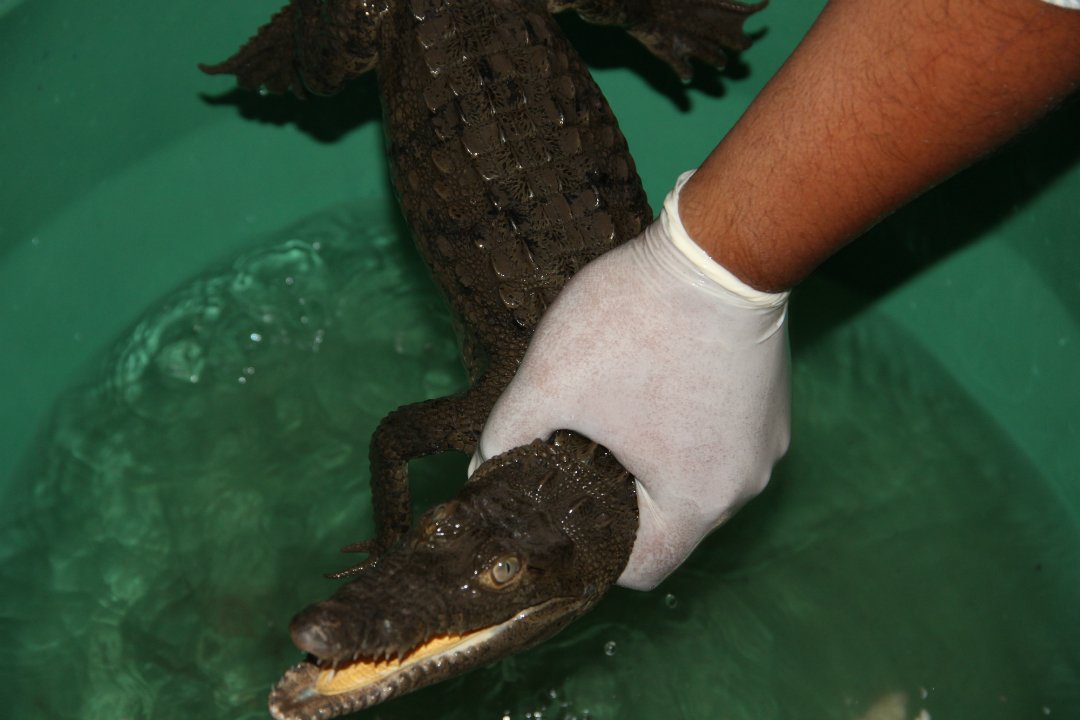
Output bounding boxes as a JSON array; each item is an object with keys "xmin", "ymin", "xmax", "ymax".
[{"xmin": 204, "ymin": 0, "xmax": 761, "ymax": 717}]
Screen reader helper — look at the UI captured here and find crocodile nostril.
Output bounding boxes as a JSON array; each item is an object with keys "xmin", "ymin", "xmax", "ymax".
[{"xmin": 290, "ymin": 605, "xmax": 349, "ymax": 659}]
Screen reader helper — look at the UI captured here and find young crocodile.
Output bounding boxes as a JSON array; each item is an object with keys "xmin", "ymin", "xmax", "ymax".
[{"xmin": 203, "ymin": 0, "xmax": 761, "ymax": 717}]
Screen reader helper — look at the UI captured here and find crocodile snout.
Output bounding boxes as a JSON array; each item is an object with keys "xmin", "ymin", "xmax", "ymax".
[
  {"xmin": 290, "ymin": 599, "xmax": 428, "ymax": 662},
  {"xmin": 290, "ymin": 602, "xmax": 353, "ymax": 659}
]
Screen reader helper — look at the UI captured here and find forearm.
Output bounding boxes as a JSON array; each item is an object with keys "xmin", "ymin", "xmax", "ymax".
[{"xmin": 680, "ymin": 0, "xmax": 1080, "ymax": 292}]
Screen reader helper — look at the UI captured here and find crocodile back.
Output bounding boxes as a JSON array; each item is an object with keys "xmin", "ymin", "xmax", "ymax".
[{"xmin": 377, "ymin": 0, "xmax": 652, "ymax": 377}]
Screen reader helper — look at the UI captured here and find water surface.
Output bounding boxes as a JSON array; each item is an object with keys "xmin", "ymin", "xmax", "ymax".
[{"xmin": 2, "ymin": 205, "xmax": 1077, "ymax": 720}]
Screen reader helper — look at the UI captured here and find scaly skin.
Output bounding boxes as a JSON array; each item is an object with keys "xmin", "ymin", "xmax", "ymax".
[{"xmin": 202, "ymin": 0, "xmax": 762, "ymax": 717}]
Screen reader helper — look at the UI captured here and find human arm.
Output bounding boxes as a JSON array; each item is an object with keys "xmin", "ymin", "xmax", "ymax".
[
  {"xmin": 475, "ymin": 0, "xmax": 1080, "ymax": 591},
  {"xmin": 682, "ymin": 0, "xmax": 1080, "ymax": 292}
]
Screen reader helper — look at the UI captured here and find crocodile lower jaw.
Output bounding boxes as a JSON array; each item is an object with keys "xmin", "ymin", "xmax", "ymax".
[{"xmin": 268, "ymin": 598, "xmax": 573, "ymax": 720}]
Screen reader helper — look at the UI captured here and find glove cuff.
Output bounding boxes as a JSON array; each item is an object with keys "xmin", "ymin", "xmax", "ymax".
[{"xmin": 663, "ymin": 170, "xmax": 789, "ymax": 309}]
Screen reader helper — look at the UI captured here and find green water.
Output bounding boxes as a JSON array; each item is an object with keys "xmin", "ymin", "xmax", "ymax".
[
  {"xmin": 3, "ymin": 0, "xmax": 1079, "ymax": 718},
  {"xmin": 2, "ymin": 204, "xmax": 1077, "ymax": 719}
]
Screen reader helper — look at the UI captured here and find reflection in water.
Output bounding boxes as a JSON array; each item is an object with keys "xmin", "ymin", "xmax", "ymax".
[{"xmin": 1, "ymin": 205, "xmax": 1077, "ymax": 720}]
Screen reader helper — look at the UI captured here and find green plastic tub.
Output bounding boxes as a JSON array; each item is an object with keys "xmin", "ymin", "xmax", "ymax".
[{"xmin": 2, "ymin": 1, "xmax": 1077, "ymax": 718}]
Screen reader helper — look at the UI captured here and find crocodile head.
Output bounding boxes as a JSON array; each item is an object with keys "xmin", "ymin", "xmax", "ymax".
[{"xmin": 268, "ymin": 432, "xmax": 637, "ymax": 720}]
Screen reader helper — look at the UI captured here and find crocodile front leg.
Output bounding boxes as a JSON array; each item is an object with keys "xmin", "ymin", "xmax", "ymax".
[
  {"xmin": 559, "ymin": 0, "xmax": 765, "ymax": 79},
  {"xmin": 331, "ymin": 360, "xmax": 520, "ymax": 576}
]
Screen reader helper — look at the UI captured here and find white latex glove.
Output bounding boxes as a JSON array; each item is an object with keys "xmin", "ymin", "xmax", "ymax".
[{"xmin": 470, "ymin": 171, "xmax": 791, "ymax": 590}]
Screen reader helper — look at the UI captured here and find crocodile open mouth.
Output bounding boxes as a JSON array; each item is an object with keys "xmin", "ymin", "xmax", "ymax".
[
  {"xmin": 311, "ymin": 632, "xmax": 474, "ymax": 695},
  {"xmin": 268, "ymin": 599, "xmax": 574, "ymax": 720}
]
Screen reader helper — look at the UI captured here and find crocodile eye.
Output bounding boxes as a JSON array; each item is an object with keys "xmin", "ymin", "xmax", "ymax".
[{"xmin": 489, "ymin": 555, "xmax": 521, "ymax": 586}]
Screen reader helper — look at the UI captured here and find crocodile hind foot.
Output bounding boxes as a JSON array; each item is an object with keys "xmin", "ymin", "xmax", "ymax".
[
  {"xmin": 629, "ymin": 0, "xmax": 767, "ymax": 79},
  {"xmin": 199, "ymin": 3, "xmax": 307, "ymax": 97},
  {"xmin": 200, "ymin": 0, "xmax": 383, "ymax": 98},
  {"xmin": 565, "ymin": 0, "xmax": 766, "ymax": 79}
]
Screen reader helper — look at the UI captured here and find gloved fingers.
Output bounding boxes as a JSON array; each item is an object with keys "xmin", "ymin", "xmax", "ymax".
[
  {"xmin": 469, "ymin": 376, "xmax": 567, "ymax": 476},
  {"xmin": 615, "ymin": 482, "xmax": 715, "ymax": 591},
  {"xmin": 466, "ymin": 449, "xmax": 485, "ymax": 477}
]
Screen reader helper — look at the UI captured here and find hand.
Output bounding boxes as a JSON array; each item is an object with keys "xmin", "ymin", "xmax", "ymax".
[{"xmin": 470, "ymin": 172, "xmax": 791, "ymax": 590}]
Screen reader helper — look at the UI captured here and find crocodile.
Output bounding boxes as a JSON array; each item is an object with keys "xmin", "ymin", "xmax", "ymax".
[{"xmin": 203, "ymin": 0, "xmax": 762, "ymax": 717}]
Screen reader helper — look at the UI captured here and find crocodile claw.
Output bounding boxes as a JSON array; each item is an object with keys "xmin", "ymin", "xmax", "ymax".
[{"xmin": 324, "ymin": 536, "xmax": 395, "ymax": 579}]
